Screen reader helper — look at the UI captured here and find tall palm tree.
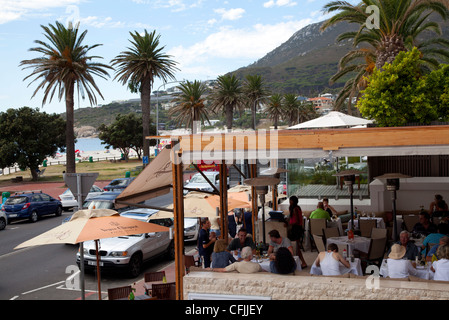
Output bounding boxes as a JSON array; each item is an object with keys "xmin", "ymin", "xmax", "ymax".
[
  {"xmin": 111, "ymin": 30, "xmax": 178, "ymax": 159},
  {"xmin": 243, "ymin": 74, "xmax": 270, "ymax": 130},
  {"xmin": 282, "ymin": 93, "xmax": 299, "ymax": 126},
  {"xmin": 209, "ymin": 74, "xmax": 245, "ymax": 132},
  {"xmin": 322, "ymin": 0, "xmax": 449, "ymax": 112},
  {"xmin": 20, "ymin": 21, "xmax": 111, "ymax": 173},
  {"xmin": 298, "ymin": 101, "xmax": 319, "ymax": 123},
  {"xmin": 169, "ymin": 80, "xmax": 210, "ymax": 133},
  {"xmin": 265, "ymin": 94, "xmax": 284, "ymax": 129}
]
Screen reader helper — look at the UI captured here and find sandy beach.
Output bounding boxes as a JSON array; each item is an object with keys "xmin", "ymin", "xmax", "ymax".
[{"xmin": 46, "ymin": 148, "xmax": 126, "ymax": 165}]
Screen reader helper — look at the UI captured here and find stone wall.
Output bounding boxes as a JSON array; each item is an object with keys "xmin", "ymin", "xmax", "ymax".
[{"xmin": 183, "ymin": 271, "xmax": 449, "ymax": 300}]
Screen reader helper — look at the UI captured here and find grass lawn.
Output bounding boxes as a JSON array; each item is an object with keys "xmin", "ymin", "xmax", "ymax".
[{"xmin": 0, "ymin": 158, "xmax": 144, "ymax": 188}]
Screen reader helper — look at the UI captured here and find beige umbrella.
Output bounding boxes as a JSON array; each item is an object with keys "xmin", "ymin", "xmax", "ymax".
[{"xmin": 15, "ymin": 208, "xmax": 169, "ymax": 300}]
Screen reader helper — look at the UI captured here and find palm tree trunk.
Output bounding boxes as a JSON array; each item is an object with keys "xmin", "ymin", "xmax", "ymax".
[
  {"xmin": 141, "ymin": 76, "xmax": 151, "ymax": 159},
  {"xmin": 252, "ymin": 101, "xmax": 257, "ymax": 130},
  {"xmin": 65, "ymin": 82, "xmax": 76, "ymax": 173},
  {"xmin": 226, "ymin": 104, "xmax": 233, "ymax": 132}
]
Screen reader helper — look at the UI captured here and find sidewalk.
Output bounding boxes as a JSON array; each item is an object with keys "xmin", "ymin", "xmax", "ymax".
[{"xmin": 131, "ymin": 262, "xmax": 177, "ymax": 297}]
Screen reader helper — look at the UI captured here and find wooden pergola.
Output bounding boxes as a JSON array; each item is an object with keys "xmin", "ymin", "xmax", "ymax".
[{"xmin": 118, "ymin": 125, "xmax": 449, "ymax": 300}]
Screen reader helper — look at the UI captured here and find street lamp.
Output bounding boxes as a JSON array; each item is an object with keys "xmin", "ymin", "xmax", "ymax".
[
  {"xmin": 374, "ymin": 173, "xmax": 412, "ymax": 242},
  {"xmin": 243, "ymin": 176, "xmax": 280, "ymax": 245}
]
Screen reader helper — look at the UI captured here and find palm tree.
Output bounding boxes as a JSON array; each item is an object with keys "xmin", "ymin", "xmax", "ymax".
[
  {"xmin": 111, "ymin": 30, "xmax": 178, "ymax": 159},
  {"xmin": 20, "ymin": 21, "xmax": 111, "ymax": 173},
  {"xmin": 322, "ymin": 0, "xmax": 449, "ymax": 112},
  {"xmin": 265, "ymin": 94, "xmax": 284, "ymax": 129},
  {"xmin": 298, "ymin": 101, "xmax": 319, "ymax": 123},
  {"xmin": 282, "ymin": 93, "xmax": 299, "ymax": 126},
  {"xmin": 209, "ymin": 74, "xmax": 245, "ymax": 132},
  {"xmin": 243, "ymin": 74, "xmax": 270, "ymax": 130},
  {"xmin": 169, "ymin": 80, "xmax": 210, "ymax": 133}
]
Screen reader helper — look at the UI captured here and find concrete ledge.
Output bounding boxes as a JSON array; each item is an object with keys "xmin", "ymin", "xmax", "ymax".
[{"xmin": 183, "ymin": 271, "xmax": 449, "ymax": 300}]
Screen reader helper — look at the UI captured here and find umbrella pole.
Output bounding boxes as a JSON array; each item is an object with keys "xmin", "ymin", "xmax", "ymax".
[
  {"xmin": 79, "ymin": 242, "xmax": 85, "ymax": 300},
  {"xmin": 95, "ymin": 239, "xmax": 102, "ymax": 300}
]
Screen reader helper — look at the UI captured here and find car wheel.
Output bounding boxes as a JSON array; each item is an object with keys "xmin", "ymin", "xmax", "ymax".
[
  {"xmin": 0, "ymin": 218, "xmax": 6, "ymax": 230},
  {"xmin": 29, "ymin": 211, "xmax": 38, "ymax": 223},
  {"xmin": 128, "ymin": 253, "xmax": 142, "ymax": 278},
  {"xmin": 166, "ymin": 240, "xmax": 175, "ymax": 260},
  {"xmin": 55, "ymin": 206, "xmax": 62, "ymax": 216}
]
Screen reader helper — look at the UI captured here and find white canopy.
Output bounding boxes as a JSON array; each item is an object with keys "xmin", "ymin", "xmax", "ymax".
[{"xmin": 287, "ymin": 111, "xmax": 373, "ymax": 130}]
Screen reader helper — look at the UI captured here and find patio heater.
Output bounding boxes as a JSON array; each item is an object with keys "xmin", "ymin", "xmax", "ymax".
[
  {"xmin": 374, "ymin": 173, "xmax": 412, "ymax": 242},
  {"xmin": 260, "ymin": 167, "xmax": 289, "ymax": 210},
  {"xmin": 333, "ymin": 170, "xmax": 360, "ymax": 233},
  {"xmin": 243, "ymin": 176, "xmax": 280, "ymax": 246}
]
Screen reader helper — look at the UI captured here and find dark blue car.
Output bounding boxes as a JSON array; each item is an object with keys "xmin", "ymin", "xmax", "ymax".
[
  {"xmin": 2, "ymin": 192, "xmax": 62, "ymax": 223},
  {"xmin": 103, "ymin": 177, "xmax": 135, "ymax": 192}
]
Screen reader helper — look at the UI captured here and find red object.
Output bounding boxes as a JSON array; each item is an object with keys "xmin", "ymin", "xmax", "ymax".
[
  {"xmin": 347, "ymin": 229, "xmax": 354, "ymax": 240},
  {"xmin": 22, "ymin": 203, "xmax": 31, "ymax": 210}
]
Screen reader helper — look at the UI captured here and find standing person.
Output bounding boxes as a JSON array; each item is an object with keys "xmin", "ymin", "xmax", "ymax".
[
  {"xmin": 287, "ymin": 196, "xmax": 307, "ymax": 268},
  {"xmin": 198, "ymin": 218, "xmax": 216, "ymax": 268}
]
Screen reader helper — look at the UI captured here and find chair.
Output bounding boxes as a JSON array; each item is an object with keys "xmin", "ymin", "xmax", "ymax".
[
  {"xmin": 310, "ymin": 219, "xmax": 327, "ymax": 236},
  {"xmin": 370, "ymin": 228, "xmax": 387, "ymax": 239},
  {"xmin": 107, "ymin": 285, "xmax": 132, "ymax": 300},
  {"xmin": 184, "ymin": 255, "xmax": 196, "ymax": 274},
  {"xmin": 353, "ymin": 237, "xmax": 387, "ymax": 274},
  {"xmin": 143, "ymin": 271, "xmax": 165, "ymax": 295},
  {"xmin": 312, "ymin": 234, "xmax": 326, "ymax": 252},
  {"xmin": 359, "ymin": 219, "xmax": 377, "ymax": 237},
  {"xmin": 403, "ymin": 215, "xmax": 419, "ymax": 232},
  {"xmin": 152, "ymin": 282, "xmax": 176, "ymax": 300},
  {"xmin": 336, "ymin": 243, "xmax": 348, "ymax": 256},
  {"xmin": 323, "ymin": 227, "xmax": 340, "ymax": 246}
]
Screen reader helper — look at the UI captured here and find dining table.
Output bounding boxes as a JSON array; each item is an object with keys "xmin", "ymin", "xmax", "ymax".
[
  {"xmin": 117, "ymin": 294, "xmax": 152, "ymax": 300},
  {"xmin": 379, "ymin": 259, "xmax": 435, "ymax": 280},
  {"xmin": 348, "ymin": 216, "xmax": 386, "ymax": 230},
  {"xmin": 326, "ymin": 235, "xmax": 372, "ymax": 257},
  {"xmin": 310, "ymin": 257, "xmax": 363, "ymax": 276}
]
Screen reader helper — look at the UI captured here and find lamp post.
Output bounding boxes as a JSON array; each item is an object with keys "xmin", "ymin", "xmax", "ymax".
[
  {"xmin": 374, "ymin": 173, "xmax": 412, "ymax": 242},
  {"xmin": 243, "ymin": 176, "xmax": 280, "ymax": 245},
  {"xmin": 333, "ymin": 170, "xmax": 360, "ymax": 233}
]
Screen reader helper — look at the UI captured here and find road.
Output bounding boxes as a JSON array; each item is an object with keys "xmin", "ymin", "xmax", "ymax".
[{"xmin": 0, "ymin": 192, "xmax": 196, "ymax": 300}]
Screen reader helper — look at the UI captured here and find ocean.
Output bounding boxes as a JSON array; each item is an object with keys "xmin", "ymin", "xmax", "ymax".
[{"xmin": 74, "ymin": 138, "xmax": 107, "ymax": 152}]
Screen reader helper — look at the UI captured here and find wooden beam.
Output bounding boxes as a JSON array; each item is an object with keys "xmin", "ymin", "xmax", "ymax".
[
  {"xmin": 250, "ymin": 163, "xmax": 258, "ymax": 243},
  {"xmin": 219, "ymin": 163, "xmax": 229, "ymax": 243},
  {"xmin": 171, "ymin": 147, "xmax": 184, "ymax": 300}
]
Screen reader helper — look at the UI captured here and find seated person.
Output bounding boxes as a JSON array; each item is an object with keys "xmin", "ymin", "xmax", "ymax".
[
  {"xmin": 386, "ymin": 231, "xmax": 421, "ymax": 260},
  {"xmin": 212, "ymin": 246, "xmax": 262, "ymax": 274},
  {"xmin": 431, "ymin": 244, "xmax": 449, "ymax": 281},
  {"xmin": 429, "ymin": 194, "xmax": 448, "ymax": 215},
  {"xmin": 267, "ymin": 229, "xmax": 294, "ymax": 260},
  {"xmin": 309, "ymin": 202, "xmax": 331, "ymax": 221},
  {"xmin": 386, "ymin": 244, "xmax": 418, "ymax": 279},
  {"xmin": 323, "ymin": 197, "xmax": 337, "ymax": 217},
  {"xmin": 226, "ymin": 228, "xmax": 256, "ymax": 257},
  {"xmin": 211, "ymin": 239, "xmax": 236, "ymax": 268},
  {"xmin": 270, "ymin": 247, "xmax": 297, "ymax": 275},
  {"xmin": 313, "ymin": 243, "xmax": 350, "ymax": 276},
  {"xmin": 412, "ymin": 212, "xmax": 438, "ymax": 237},
  {"xmin": 427, "ymin": 236, "xmax": 449, "ymax": 262},
  {"xmin": 432, "ymin": 199, "xmax": 449, "ymax": 219},
  {"xmin": 421, "ymin": 223, "xmax": 449, "ymax": 256}
]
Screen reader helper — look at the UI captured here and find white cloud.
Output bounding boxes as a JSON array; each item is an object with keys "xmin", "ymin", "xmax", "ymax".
[
  {"xmin": 263, "ymin": 0, "xmax": 297, "ymax": 8},
  {"xmin": 214, "ymin": 8, "xmax": 245, "ymax": 21},
  {"xmin": 169, "ymin": 19, "xmax": 312, "ymax": 75},
  {"xmin": 0, "ymin": 0, "xmax": 81, "ymax": 24}
]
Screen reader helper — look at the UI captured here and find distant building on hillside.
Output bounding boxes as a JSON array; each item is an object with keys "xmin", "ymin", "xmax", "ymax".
[{"xmin": 308, "ymin": 97, "xmax": 334, "ymax": 113}]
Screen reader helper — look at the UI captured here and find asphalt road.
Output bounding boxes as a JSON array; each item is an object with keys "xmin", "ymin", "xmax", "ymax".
[{"xmin": 0, "ymin": 192, "xmax": 196, "ymax": 300}]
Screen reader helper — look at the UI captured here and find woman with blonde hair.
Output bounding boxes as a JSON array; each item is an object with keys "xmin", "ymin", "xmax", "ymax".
[
  {"xmin": 211, "ymin": 239, "xmax": 236, "ymax": 268},
  {"xmin": 431, "ymin": 245, "xmax": 449, "ymax": 281}
]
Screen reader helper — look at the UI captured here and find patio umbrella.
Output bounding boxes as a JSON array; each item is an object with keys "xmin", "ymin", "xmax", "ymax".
[
  {"xmin": 15, "ymin": 208, "xmax": 169, "ymax": 300},
  {"xmin": 287, "ymin": 111, "xmax": 373, "ymax": 129}
]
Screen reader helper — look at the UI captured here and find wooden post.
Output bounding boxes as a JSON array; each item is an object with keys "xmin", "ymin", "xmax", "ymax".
[
  {"xmin": 171, "ymin": 146, "xmax": 184, "ymax": 300},
  {"xmin": 250, "ymin": 162, "xmax": 258, "ymax": 243},
  {"xmin": 219, "ymin": 163, "xmax": 229, "ymax": 243}
]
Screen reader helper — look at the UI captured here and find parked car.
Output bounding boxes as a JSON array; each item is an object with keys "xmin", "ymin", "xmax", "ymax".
[
  {"xmin": 58, "ymin": 185, "xmax": 104, "ymax": 211},
  {"xmin": 183, "ymin": 172, "xmax": 229, "ymax": 195},
  {"xmin": 76, "ymin": 208, "xmax": 174, "ymax": 277},
  {"xmin": 103, "ymin": 177, "xmax": 135, "ymax": 192},
  {"xmin": 82, "ymin": 192, "xmax": 121, "ymax": 210},
  {"xmin": 0, "ymin": 209, "xmax": 7, "ymax": 230},
  {"xmin": 184, "ymin": 218, "xmax": 200, "ymax": 242},
  {"xmin": 1, "ymin": 192, "xmax": 62, "ymax": 223}
]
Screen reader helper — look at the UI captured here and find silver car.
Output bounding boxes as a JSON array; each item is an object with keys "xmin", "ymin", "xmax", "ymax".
[
  {"xmin": 76, "ymin": 208, "xmax": 174, "ymax": 278},
  {"xmin": 183, "ymin": 172, "xmax": 229, "ymax": 195},
  {"xmin": 58, "ymin": 185, "xmax": 104, "ymax": 211}
]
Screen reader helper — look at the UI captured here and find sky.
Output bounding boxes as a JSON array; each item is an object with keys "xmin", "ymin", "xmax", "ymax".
[{"xmin": 0, "ymin": 0, "xmax": 337, "ymax": 115}]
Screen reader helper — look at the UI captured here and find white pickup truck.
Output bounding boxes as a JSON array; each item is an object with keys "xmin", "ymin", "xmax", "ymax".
[{"xmin": 183, "ymin": 171, "xmax": 230, "ymax": 195}]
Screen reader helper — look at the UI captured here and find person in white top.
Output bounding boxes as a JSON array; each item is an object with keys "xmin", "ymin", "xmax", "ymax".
[
  {"xmin": 386, "ymin": 244, "xmax": 418, "ymax": 279},
  {"xmin": 314, "ymin": 243, "xmax": 350, "ymax": 276},
  {"xmin": 431, "ymin": 244, "xmax": 449, "ymax": 281}
]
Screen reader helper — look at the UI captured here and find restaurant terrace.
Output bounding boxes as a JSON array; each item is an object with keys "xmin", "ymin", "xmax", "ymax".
[{"xmin": 115, "ymin": 125, "xmax": 449, "ymax": 300}]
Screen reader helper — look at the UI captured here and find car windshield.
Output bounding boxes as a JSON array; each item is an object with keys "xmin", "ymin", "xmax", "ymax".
[
  {"xmin": 5, "ymin": 197, "xmax": 27, "ymax": 205},
  {"xmin": 189, "ymin": 173, "xmax": 215, "ymax": 184},
  {"xmin": 109, "ymin": 179, "xmax": 129, "ymax": 187}
]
